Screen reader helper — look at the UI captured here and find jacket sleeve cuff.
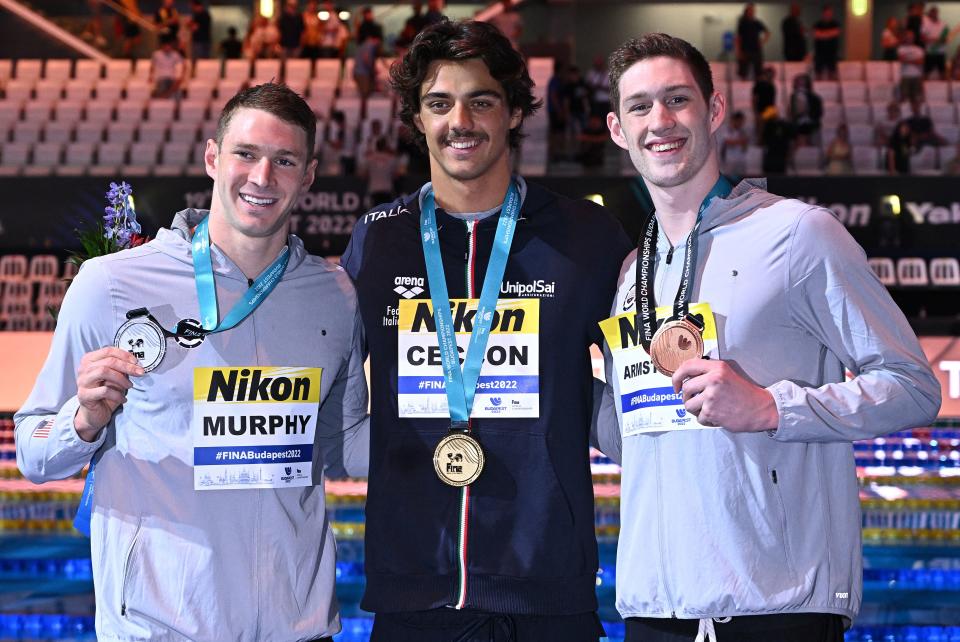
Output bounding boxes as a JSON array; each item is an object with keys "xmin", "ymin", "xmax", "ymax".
[
  {"xmin": 55, "ymin": 396, "xmax": 108, "ymax": 452},
  {"xmin": 765, "ymin": 381, "xmax": 790, "ymax": 440}
]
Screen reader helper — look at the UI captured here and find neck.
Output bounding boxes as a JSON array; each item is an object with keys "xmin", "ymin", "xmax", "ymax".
[
  {"xmin": 205, "ymin": 213, "xmax": 289, "ymax": 280},
  {"xmin": 430, "ymin": 161, "xmax": 512, "ymax": 214},
  {"xmin": 647, "ymin": 159, "xmax": 721, "ymax": 245}
]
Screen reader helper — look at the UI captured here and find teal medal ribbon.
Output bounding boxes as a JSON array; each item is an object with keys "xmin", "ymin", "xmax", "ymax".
[
  {"xmin": 422, "ymin": 183, "xmax": 520, "ymax": 485},
  {"xmin": 75, "ymin": 216, "xmax": 290, "ymax": 535}
]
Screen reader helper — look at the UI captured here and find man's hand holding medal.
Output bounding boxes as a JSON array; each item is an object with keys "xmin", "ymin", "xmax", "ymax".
[{"xmin": 74, "ymin": 347, "xmax": 144, "ymax": 442}]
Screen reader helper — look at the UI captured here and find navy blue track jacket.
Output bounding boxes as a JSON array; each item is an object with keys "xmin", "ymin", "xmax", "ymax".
[{"xmin": 341, "ymin": 180, "xmax": 631, "ymax": 615}]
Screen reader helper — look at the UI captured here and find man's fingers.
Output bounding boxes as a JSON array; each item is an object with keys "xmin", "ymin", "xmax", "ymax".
[
  {"xmin": 78, "ymin": 365, "xmax": 134, "ymax": 392},
  {"xmin": 80, "ymin": 346, "xmax": 140, "ymax": 367},
  {"xmin": 78, "ymin": 385, "xmax": 127, "ymax": 409},
  {"xmin": 671, "ymin": 358, "xmax": 715, "ymax": 392}
]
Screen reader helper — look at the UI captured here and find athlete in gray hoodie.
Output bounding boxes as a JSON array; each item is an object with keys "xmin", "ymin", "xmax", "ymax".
[
  {"xmin": 16, "ymin": 84, "xmax": 369, "ymax": 641},
  {"xmin": 596, "ymin": 34, "xmax": 940, "ymax": 642}
]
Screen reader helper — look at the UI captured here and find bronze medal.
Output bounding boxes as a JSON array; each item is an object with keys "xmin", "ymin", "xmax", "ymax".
[
  {"xmin": 649, "ymin": 317, "xmax": 704, "ymax": 377},
  {"xmin": 433, "ymin": 433, "xmax": 485, "ymax": 487}
]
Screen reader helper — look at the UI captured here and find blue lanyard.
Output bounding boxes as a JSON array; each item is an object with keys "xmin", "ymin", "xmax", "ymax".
[
  {"xmin": 191, "ymin": 216, "xmax": 290, "ymax": 334},
  {"xmin": 74, "ymin": 216, "xmax": 290, "ymax": 537},
  {"xmin": 420, "ymin": 182, "xmax": 520, "ymax": 426}
]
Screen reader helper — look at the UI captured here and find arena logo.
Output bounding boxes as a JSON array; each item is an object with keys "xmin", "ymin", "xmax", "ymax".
[
  {"xmin": 394, "ymin": 275, "xmax": 425, "ymax": 299},
  {"xmin": 904, "ymin": 201, "xmax": 960, "ymax": 225},
  {"xmin": 797, "ymin": 197, "xmax": 871, "ymax": 227}
]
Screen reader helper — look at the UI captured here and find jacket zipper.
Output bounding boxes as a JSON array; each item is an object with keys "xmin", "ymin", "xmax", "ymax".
[
  {"xmin": 654, "ymin": 415, "xmax": 677, "ymax": 617},
  {"xmin": 120, "ymin": 520, "xmax": 143, "ymax": 616},
  {"xmin": 454, "ymin": 219, "xmax": 478, "ymax": 609}
]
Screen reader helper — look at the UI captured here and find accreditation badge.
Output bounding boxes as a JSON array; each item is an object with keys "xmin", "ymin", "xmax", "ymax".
[
  {"xmin": 599, "ymin": 302, "xmax": 718, "ymax": 436},
  {"xmin": 397, "ymin": 298, "xmax": 540, "ymax": 418},
  {"xmin": 191, "ymin": 366, "xmax": 322, "ymax": 490}
]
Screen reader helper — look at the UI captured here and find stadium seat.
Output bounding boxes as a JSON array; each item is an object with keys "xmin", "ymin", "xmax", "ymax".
[
  {"xmin": 185, "ymin": 79, "xmax": 215, "ymax": 102},
  {"xmin": 169, "ymin": 121, "xmax": 199, "ymax": 144},
  {"xmin": 116, "ymin": 100, "xmax": 145, "ymax": 122},
  {"xmin": 22, "ymin": 99, "xmax": 55, "ymax": 124},
  {"xmin": 132, "ymin": 58, "xmax": 152, "ymax": 81},
  {"xmin": 3, "ymin": 80, "xmax": 33, "ymax": 104},
  {"xmin": 868, "ymin": 82, "xmax": 896, "ymax": 104},
  {"xmin": 813, "ymin": 81, "xmax": 840, "ymax": 104},
  {"xmin": 25, "ymin": 142, "xmax": 61, "ymax": 175},
  {"xmin": 178, "ymin": 99, "xmax": 208, "ymax": 123},
  {"xmin": 59, "ymin": 141, "xmax": 96, "ymax": 175},
  {"xmin": 911, "ymin": 146, "xmax": 938, "ymax": 174},
  {"xmin": 0, "ymin": 255, "xmax": 28, "ymax": 281},
  {"xmin": 44, "ymin": 60, "xmax": 72, "ymax": 83},
  {"xmin": 223, "ymin": 59, "xmax": 250, "ymax": 83},
  {"xmin": 253, "ymin": 59, "xmax": 282, "ymax": 85},
  {"xmin": 925, "ymin": 81, "xmax": 949, "ymax": 105},
  {"xmin": 930, "ymin": 257, "xmax": 960, "ymax": 286},
  {"xmin": 106, "ymin": 121, "xmax": 137, "ymax": 145},
  {"xmin": 864, "ymin": 61, "xmax": 893, "ymax": 82},
  {"xmin": 838, "ymin": 61, "xmax": 864, "ymax": 81},
  {"xmin": 848, "ymin": 124, "xmax": 874, "ymax": 146},
  {"xmin": 95, "ymin": 80, "xmax": 124, "ymax": 103},
  {"xmin": 842, "ymin": 81, "xmax": 868, "ymax": 105},
  {"xmin": 96, "ymin": 141, "xmax": 128, "ymax": 167},
  {"xmin": 74, "ymin": 121, "xmax": 104, "ymax": 144},
  {"xmin": 896, "ymin": 257, "xmax": 928, "ymax": 286},
  {"xmin": 75, "ymin": 60, "xmax": 103, "ymax": 83},
  {"xmin": 125, "ymin": 80, "xmax": 152, "ymax": 103},
  {"xmin": 54, "ymin": 100, "xmax": 84, "ymax": 124},
  {"xmin": 64, "ymin": 79, "xmax": 94, "ymax": 101},
  {"xmin": 146, "ymin": 99, "xmax": 176, "ymax": 124},
  {"xmin": 940, "ymin": 125, "xmax": 960, "ymax": 145},
  {"xmin": 314, "ymin": 59, "xmax": 340, "ymax": 86},
  {"xmin": 929, "ymin": 103, "xmax": 956, "ymax": 125},
  {"xmin": 27, "ymin": 255, "xmax": 59, "ymax": 282},
  {"xmin": 14, "ymin": 59, "xmax": 43, "ymax": 84},
  {"xmin": 104, "ymin": 59, "xmax": 133, "ymax": 83},
  {"xmin": 138, "ymin": 122, "xmax": 168, "ymax": 144},
  {"xmin": 43, "ymin": 121, "xmax": 73, "ymax": 144},
  {"xmin": 192, "ymin": 58, "xmax": 221, "ymax": 82},
  {"xmin": 285, "ymin": 59, "xmax": 312, "ymax": 85},
  {"xmin": 34, "ymin": 80, "xmax": 64, "ymax": 102},
  {"xmin": 852, "ymin": 145, "xmax": 882, "ymax": 175},
  {"xmin": 216, "ymin": 78, "xmax": 244, "ymax": 100},
  {"xmin": 0, "ymin": 59, "xmax": 12, "ymax": 85},
  {"xmin": 12, "ymin": 121, "xmax": 43, "ymax": 145},
  {"xmin": 867, "ymin": 257, "xmax": 896, "ymax": 286},
  {"xmin": 844, "ymin": 103, "xmax": 872, "ymax": 124},
  {"xmin": 84, "ymin": 102, "xmax": 115, "ymax": 125},
  {"xmin": 128, "ymin": 140, "xmax": 159, "ymax": 165},
  {"xmin": 792, "ymin": 147, "xmax": 822, "ymax": 175}
]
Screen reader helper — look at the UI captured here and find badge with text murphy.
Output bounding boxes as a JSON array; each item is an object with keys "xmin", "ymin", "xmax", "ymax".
[
  {"xmin": 433, "ymin": 432, "xmax": 485, "ymax": 487},
  {"xmin": 192, "ymin": 366, "xmax": 322, "ymax": 490}
]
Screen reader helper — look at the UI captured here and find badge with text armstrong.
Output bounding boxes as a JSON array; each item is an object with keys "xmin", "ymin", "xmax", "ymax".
[
  {"xmin": 433, "ymin": 429, "xmax": 485, "ymax": 487},
  {"xmin": 114, "ymin": 309, "xmax": 167, "ymax": 372},
  {"xmin": 600, "ymin": 301, "xmax": 718, "ymax": 436},
  {"xmin": 420, "ymin": 182, "xmax": 520, "ymax": 486}
]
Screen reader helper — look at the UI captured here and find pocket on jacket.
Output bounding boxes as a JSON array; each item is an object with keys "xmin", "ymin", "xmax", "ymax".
[
  {"xmin": 120, "ymin": 517, "xmax": 220, "ymax": 640},
  {"xmin": 467, "ymin": 431, "xmax": 585, "ymax": 578}
]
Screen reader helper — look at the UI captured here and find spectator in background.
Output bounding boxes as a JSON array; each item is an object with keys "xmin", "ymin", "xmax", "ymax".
[
  {"xmin": 490, "ymin": 0, "xmax": 523, "ymax": 52},
  {"xmin": 881, "ymin": 16, "xmax": 901, "ymax": 61},
  {"xmin": 904, "ymin": 96, "xmax": 947, "ymax": 147},
  {"xmin": 547, "ymin": 61, "xmax": 569, "ymax": 160},
  {"xmin": 319, "ymin": 1, "xmax": 348, "ymax": 58},
  {"xmin": 395, "ymin": 1, "xmax": 428, "ymax": 53},
  {"xmin": 150, "ymin": 34, "xmax": 185, "ymax": 98},
  {"xmin": 585, "ymin": 55, "xmax": 611, "ymax": 118},
  {"xmin": 813, "ymin": 4, "xmax": 841, "ymax": 80},
  {"xmin": 424, "ymin": 0, "xmax": 445, "ymax": 26},
  {"xmin": 355, "ymin": 6, "xmax": 383, "ymax": 45},
  {"xmin": 220, "ymin": 25, "xmax": 243, "ymax": 59},
  {"xmin": 155, "ymin": 0, "xmax": 181, "ymax": 42},
  {"xmin": 906, "ymin": 2, "xmax": 924, "ymax": 45},
  {"xmin": 824, "ymin": 123, "xmax": 853, "ymax": 175},
  {"xmin": 781, "ymin": 3, "xmax": 807, "ymax": 62},
  {"xmin": 326, "ymin": 110, "xmax": 356, "ymax": 175},
  {"xmin": 301, "ymin": 0, "xmax": 323, "ymax": 60},
  {"xmin": 721, "ymin": 110, "xmax": 750, "ymax": 177},
  {"xmin": 577, "ymin": 113, "xmax": 609, "ymax": 169},
  {"xmin": 247, "ymin": 14, "xmax": 280, "ymax": 59},
  {"xmin": 187, "ymin": 0, "xmax": 212, "ymax": 60},
  {"xmin": 359, "ymin": 119, "xmax": 387, "ymax": 157},
  {"xmin": 278, "ymin": 0, "xmax": 305, "ymax": 60},
  {"xmin": 118, "ymin": 0, "xmax": 143, "ymax": 59},
  {"xmin": 898, "ymin": 29, "xmax": 926, "ymax": 102},
  {"xmin": 752, "ymin": 65, "xmax": 776, "ymax": 137},
  {"xmin": 942, "ymin": 140, "xmax": 960, "ymax": 174},
  {"xmin": 760, "ymin": 105, "xmax": 794, "ymax": 174},
  {"xmin": 564, "ymin": 65, "xmax": 591, "ymax": 157},
  {"xmin": 363, "ymin": 137, "xmax": 401, "ymax": 204},
  {"xmin": 82, "ymin": 0, "xmax": 107, "ymax": 48},
  {"xmin": 353, "ymin": 32, "xmax": 382, "ymax": 120},
  {"xmin": 735, "ymin": 3, "xmax": 769, "ymax": 80},
  {"xmin": 888, "ymin": 119, "xmax": 914, "ymax": 173},
  {"xmin": 921, "ymin": 5, "xmax": 949, "ymax": 79},
  {"xmin": 875, "ymin": 101, "xmax": 903, "ymax": 147},
  {"xmin": 788, "ymin": 73, "xmax": 823, "ymax": 146}
]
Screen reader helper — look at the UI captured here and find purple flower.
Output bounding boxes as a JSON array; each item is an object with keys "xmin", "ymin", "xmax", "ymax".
[{"xmin": 102, "ymin": 181, "xmax": 141, "ymax": 250}]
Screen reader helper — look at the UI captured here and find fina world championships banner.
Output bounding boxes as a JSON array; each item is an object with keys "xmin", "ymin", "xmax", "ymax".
[{"xmin": 1, "ymin": 175, "xmax": 959, "ymax": 255}]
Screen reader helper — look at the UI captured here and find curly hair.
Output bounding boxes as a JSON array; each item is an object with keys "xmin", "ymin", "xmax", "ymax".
[
  {"xmin": 390, "ymin": 19, "xmax": 541, "ymax": 151},
  {"xmin": 608, "ymin": 33, "xmax": 714, "ymax": 116}
]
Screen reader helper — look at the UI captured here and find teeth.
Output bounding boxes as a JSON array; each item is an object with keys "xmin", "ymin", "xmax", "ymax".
[
  {"xmin": 650, "ymin": 141, "xmax": 682, "ymax": 152},
  {"xmin": 449, "ymin": 140, "xmax": 480, "ymax": 149},
  {"xmin": 241, "ymin": 194, "xmax": 277, "ymax": 206}
]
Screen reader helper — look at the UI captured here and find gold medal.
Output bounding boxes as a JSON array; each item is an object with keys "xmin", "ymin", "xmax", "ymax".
[
  {"xmin": 649, "ymin": 317, "xmax": 704, "ymax": 377},
  {"xmin": 433, "ymin": 433, "xmax": 485, "ymax": 487}
]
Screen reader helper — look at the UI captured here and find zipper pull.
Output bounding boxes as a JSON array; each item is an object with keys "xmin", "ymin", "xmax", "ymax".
[{"xmin": 666, "ymin": 246, "xmax": 674, "ymax": 264}]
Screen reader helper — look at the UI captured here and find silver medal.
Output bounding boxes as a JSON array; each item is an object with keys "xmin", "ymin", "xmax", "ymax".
[{"xmin": 114, "ymin": 316, "xmax": 166, "ymax": 372}]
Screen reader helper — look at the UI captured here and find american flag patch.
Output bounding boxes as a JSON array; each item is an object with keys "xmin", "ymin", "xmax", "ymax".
[{"xmin": 32, "ymin": 420, "xmax": 53, "ymax": 439}]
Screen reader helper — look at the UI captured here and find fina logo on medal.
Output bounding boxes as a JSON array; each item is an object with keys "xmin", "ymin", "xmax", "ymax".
[
  {"xmin": 434, "ymin": 433, "xmax": 485, "ymax": 486},
  {"xmin": 114, "ymin": 316, "xmax": 166, "ymax": 372}
]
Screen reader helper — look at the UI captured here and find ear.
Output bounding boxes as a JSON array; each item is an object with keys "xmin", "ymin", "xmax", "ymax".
[
  {"xmin": 607, "ymin": 111, "xmax": 629, "ymax": 151},
  {"xmin": 413, "ymin": 111, "xmax": 425, "ymax": 134},
  {"xmin": 708, "ymin": 90, "xmax": 726, "ymax": 136},
  {"xmin": 204, "ymin": 138, "xmax": 219, "ymax": 180},
  {"xmin": 509, "ymin": 106, "xmax": 522, "ymax": 130},
  {"xmin": 301, "ymin": 157, "xmax": 318, "ymax": 192}
]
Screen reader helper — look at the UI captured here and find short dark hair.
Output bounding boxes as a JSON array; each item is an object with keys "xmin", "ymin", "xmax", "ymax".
[
  {"xmin": 390, "ymin": 19, "xmax": 541, "ymax": 151},
  {"xmin": 607, "ymin": 33, "xmax": 714, "ymax": 115},
  {"xmin": 215, "ymin": 83, "xmax": 316, "ymax": 156}
]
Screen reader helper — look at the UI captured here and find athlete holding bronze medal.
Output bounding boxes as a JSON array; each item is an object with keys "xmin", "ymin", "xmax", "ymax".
[{"xmin": 596, "ymin": 34, "xmax": 940, "ymax": 642}]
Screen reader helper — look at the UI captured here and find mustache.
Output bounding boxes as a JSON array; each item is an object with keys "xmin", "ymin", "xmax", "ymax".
[{"xmin": 443, "ymin": 130, "xmax": 488, "ymax": 145}]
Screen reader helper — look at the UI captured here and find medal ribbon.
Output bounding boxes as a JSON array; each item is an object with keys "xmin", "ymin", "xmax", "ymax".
[
  {"xmin": 635, "ymin": 175, "xmax": 733, "ymax": 352},
  {"xmin": 420, "ymin": 182, "xmax": 520, "ymax": 428},
  {"xmin": 74, "ymin": 215, "xmax": 291, "ymax": 537}
]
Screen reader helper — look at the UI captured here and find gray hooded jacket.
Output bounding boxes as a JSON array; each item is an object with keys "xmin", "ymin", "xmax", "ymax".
[
  {"xmin": 16, "ymin": 210, "xmax": 369, "ymax": 641},
  {"xmin": 596, "ymin": 180, "xmax": 940, "ymax": 623}
]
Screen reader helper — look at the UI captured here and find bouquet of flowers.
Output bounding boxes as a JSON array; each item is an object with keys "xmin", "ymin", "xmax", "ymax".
[{"xmin": 67, "ymin": 181, "xmax": 148, "ymax": 277}]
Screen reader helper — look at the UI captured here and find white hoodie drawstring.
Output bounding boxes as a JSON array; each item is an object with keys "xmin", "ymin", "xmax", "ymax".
[{"xmin": 694, "ymin": 617, "xmax": 732, "ymax": 642}]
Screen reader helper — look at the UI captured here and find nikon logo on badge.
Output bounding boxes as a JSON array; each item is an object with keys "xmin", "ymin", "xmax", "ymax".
[
  {"xmin": 195, "ymin": 367, "xmax": 322, "ymax": 404},
  {"xmin": 409, "ymin": 301, "xmax": 526, "ymax": 333}
]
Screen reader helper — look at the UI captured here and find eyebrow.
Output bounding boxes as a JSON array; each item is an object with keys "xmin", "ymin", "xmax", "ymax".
[
  {"xmin": 622, "ymin": 84, "xmax": 697, "ymax": 102},
  {"xmin": 232, "ymin": 142, "xmax": 298, "ymax": 157},
  {"xmin": 420, "ymin": 89, "xmax": 504, "ymax": 103}
]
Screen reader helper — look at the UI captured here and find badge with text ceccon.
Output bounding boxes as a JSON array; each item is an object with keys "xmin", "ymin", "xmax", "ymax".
[
  {"xmin": 600, "ymin": 302, "xmax": 718, "ymax": 436},
  {"xmin": 398, "ymin": 298, "xmax": 540, "ymax": 418},
  {"xmin": 192, "ymin": 366, "xmax": 322, "ymax": 490}
]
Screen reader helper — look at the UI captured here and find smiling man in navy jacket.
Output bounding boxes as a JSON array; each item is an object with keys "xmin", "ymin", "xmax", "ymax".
[{"xmin": 341, "ymin": 19, "xmax": 631, "ymax": 642}]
